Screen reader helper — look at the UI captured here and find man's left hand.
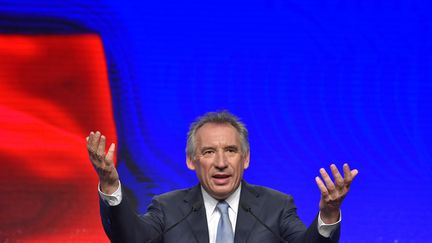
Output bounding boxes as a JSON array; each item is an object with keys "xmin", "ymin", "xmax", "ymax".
[{"xmin": 315, "ymin": 163, "xmax": 358, "ymax": 224}]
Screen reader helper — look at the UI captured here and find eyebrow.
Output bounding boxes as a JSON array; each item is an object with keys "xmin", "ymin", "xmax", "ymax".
[
  {"xmin": 224, "ymin": 145, "xmax": 239, "ymax": 151},
  {"xmin": 199, "ymin": 145, "xmax": 239, "ymax": 152},
  {"xmin": 200, "ymin": 146, "xmax": 215, "ymax": 153}
]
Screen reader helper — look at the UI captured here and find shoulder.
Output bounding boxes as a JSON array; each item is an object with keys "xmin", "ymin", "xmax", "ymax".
[
  {"xmin": 243, "ymin": 181, "xmax": 295, "ymax": 204},
  {"xmin": 152, "ymin": 185, "xmax": 199, "ymax": 204}
]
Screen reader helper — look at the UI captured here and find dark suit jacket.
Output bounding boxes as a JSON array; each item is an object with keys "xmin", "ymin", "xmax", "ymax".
[{"xmin": 100, "ymin": 181, "xmax": 340, "ymax": 243}]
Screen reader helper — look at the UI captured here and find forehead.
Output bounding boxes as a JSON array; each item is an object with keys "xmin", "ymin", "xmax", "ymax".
[{"xmin": 195, "ymin": 123, "xmax": 241, "ymax": 146}]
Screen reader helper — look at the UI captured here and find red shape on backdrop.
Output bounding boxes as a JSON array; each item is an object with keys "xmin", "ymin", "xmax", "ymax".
[{"xmin": 0, "ymin": 35, "xmax": 116, "ymax": 242}]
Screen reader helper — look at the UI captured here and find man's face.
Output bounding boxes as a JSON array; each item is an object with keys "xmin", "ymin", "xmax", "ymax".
[{"xmin": 187, "ymin": 123, "xmax": 250, "ymax": 200}]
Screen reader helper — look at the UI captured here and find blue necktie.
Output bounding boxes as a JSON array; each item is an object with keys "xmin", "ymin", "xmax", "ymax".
[{"xmin": 216, "ymin": 201, "xmax": 234, "ymax": 243}]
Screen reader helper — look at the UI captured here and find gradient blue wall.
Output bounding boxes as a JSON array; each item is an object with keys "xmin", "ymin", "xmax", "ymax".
[{"xmin": 1, "ymin": 0, "xmax": 431, "ymax": 242}]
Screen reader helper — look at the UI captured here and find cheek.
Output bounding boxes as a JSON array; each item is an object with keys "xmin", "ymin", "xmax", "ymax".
[
  {"xmin": 232, "ymin": 162, "xmax": 244, "ymax": 176},
  {"xmin": 196, "ymin": 161, "xmax": 212, "ymax": 176}
]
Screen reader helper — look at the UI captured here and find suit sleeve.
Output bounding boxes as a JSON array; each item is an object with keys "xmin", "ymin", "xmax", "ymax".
[
  {"xmin": 100, "ymin": 192, "xmax": 166, "ymax": 243},
  {"xmin": 279, "ymin": 195, "xmax": 340, "ymax": 243}
]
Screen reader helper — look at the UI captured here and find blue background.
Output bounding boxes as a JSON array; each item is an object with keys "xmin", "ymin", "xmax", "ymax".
[{"xmin": 1, "ymin": 0, "xmax": 431, "ymax": 242}]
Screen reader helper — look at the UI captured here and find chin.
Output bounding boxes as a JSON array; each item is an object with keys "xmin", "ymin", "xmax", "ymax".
[
  {"xmin": 212, "ymin": 193, "xmax": 230, "ymax": 200},
  {"xmin": 211, "ymin": 187, "xmax": 235, "ymax": 199}
]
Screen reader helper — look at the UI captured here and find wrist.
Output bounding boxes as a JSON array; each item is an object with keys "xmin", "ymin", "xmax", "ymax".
[
  {"xmin": 100, "ymin": 179, "xmax": 120, "ymax": 195},
  {"xmin": 320, "ymin": 209, "xmax": 340, "ymax": 224}
]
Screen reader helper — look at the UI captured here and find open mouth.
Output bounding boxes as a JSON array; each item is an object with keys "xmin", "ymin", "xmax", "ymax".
[{"xmin": 212, "ymin": 174, "xmax": 231, "ymax": 184}]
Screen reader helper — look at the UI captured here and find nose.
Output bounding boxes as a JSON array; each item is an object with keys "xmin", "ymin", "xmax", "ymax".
[{"xmin": 214, "ymin": 150, "xmax": 228, "ymax": 170}]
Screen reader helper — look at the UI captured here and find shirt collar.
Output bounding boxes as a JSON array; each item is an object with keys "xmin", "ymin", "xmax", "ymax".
[{"xmin": 201, "ymin": 184, "xmax": 242, "ymax": 217}]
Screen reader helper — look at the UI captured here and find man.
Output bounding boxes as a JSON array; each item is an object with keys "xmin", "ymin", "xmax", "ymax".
[{"xmin": 87, "ymin": 111, "xmax": 358, "ymax": 243}]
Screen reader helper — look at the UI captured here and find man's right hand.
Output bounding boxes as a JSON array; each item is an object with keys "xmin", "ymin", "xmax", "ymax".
[{"xmin": 87, "ymin": 131, "xmax": 119, "ymax": 194}]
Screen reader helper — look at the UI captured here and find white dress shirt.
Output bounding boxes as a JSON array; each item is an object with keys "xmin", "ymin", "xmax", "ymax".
[
  {"xmin": 201, "ymin": 185, "xmax": 241, "ymax": 243},
  {"xmin": 99, "ymin": 182, "xmax": 340, "ymax": 241}
]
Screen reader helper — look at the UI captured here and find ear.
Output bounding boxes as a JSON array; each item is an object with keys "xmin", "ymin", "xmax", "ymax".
[
  {"xmin": 186, "ymin": 155, "xmax": 196, "ymax": 171},
  {"xmin": 243, "ymin": 152, "xmax": 250, "ymax": 169}
]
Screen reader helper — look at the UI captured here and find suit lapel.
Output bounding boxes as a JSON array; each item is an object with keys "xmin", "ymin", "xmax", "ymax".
[
  {"xmin": 182, "ymin": 184, "xmax": 209, "ymax": 243},
  {"xmin": 180, "ymin": 181, "xmax": 262, "ymax": 243},
  {"xmin": 234, "ymin": 181, "xmax": 262, "ymax": 242}
]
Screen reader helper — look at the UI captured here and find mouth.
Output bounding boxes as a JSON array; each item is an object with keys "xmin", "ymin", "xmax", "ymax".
[{"xmin": 211, "ymin": 174, "xmax": 231, "ymax": 185}]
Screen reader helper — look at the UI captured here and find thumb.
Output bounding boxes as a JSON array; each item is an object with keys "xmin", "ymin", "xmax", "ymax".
[{"xmin": 105, "ymin": 143, "xmax": 116, "ymax": 165}]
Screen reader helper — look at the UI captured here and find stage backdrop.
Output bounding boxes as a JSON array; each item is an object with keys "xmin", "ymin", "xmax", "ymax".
[{"xmin": 0, "ymin": 0, "xmax": 431, "ymax": 242}]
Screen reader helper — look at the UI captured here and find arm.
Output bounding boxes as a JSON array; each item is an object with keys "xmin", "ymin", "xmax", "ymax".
[
  {"xmin": 305, "ymin": 163, "xmax": 359, "ymax": 242},
  {"xmin": 279, "ymin": 195, "xmax": 340, "ymax": 243},
  {"xmin": 281, "ymin": 163, "xmax": 358, "ymax": 243},
  {"xmin": 99, "ymin": 189, "xmax": 165, "ymax": 243},
  {"xmin": 87, "ymin": 131, "xmax": 164, "ymax": 243}
]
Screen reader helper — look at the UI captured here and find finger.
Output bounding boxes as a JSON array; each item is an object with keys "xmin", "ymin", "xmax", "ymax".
[
  {"xmin": 315, "ymin": 176, "xmax": 329, "ymax": 199},
  {"xmin": 343, "ymin": 163, "xmax": 355, "ymax": 184},
  {"xmin": 320, "ymin": 168, "xmax": 336, "ymax": 194},
  {"xmin": 86, "ymin": 136, "xmax": 89, "ymax": 142},
  {"xmin": 87, "ymin": 131, "xmax": 94, "ymax": 147},
  {"xmin": 351, "ymin": 169, "xmax": 359, "ymax": 179},
  {"xmin": 87, "ymin": 131, "xmax": 97, "ymax": 156},
  {"xmin": 330, "ymin": 164, "xmax": 344, "ymax": 189},
  {"xmin": 350, "ymin": 169, "xmax": 359, "ymax": 183},
  {"xmin": 91, "ymin": 131, "xmax": 101, "ymax": 150},
  {"xmin": 105, "ymin": 143, "xmax": 116, "ymax": 165},
  {"xmin": 96, "ymin": 135, "xmax": 106, "ymax": 162}
]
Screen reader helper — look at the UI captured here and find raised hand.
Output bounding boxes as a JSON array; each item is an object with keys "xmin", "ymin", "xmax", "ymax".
[
  {"xmin": 315, "ymin": 163, "xmax": 358, "ymax": 224},
  {"xmin": 87, "ymin": 131, "xmax": 119, "ymax": 194}
]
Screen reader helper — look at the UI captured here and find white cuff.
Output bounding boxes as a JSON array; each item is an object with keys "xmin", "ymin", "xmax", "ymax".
[
  {"xmin": 317, "ymin": 211, "xmax": 341, "ymax": 238},
  {"xmin": 98, "ymin": 181, "xmax": 123, "ymax": 206}
]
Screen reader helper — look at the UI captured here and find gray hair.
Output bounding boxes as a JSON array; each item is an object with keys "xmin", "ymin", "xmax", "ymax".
[{"xmin": 186, "ymin": 111, "xmax": 249, "ymax": 159}]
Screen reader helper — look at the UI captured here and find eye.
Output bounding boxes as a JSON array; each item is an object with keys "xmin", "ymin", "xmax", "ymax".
[
  {"xmin": 226, "ymin": 147, "xmax": 238, "ymax": 153},
  {"xmin": 203, "ymin": 150, "xmax": 215, "ymax": 155}
]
